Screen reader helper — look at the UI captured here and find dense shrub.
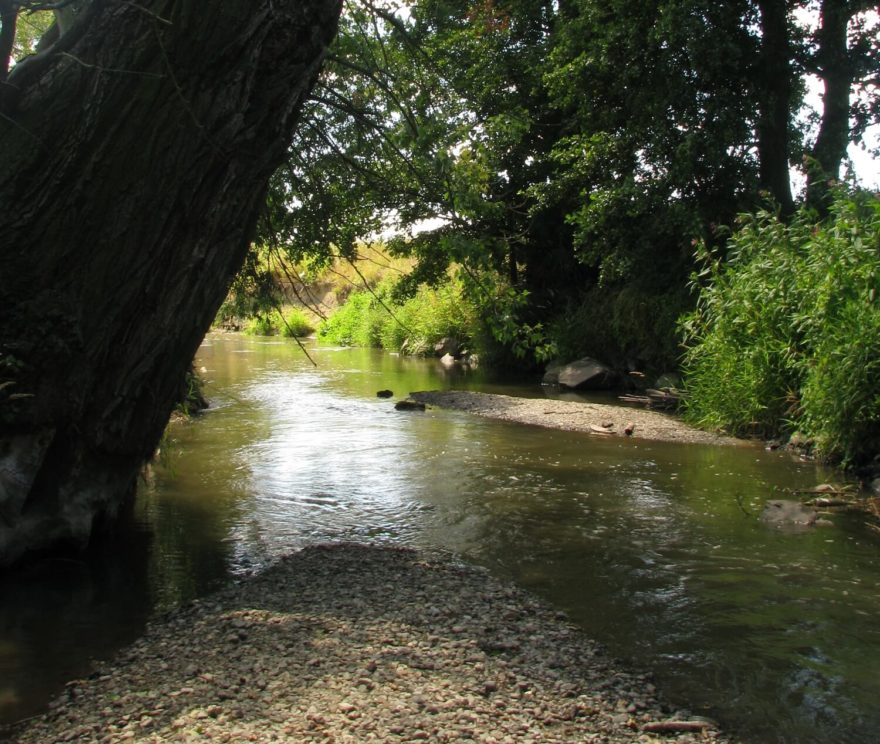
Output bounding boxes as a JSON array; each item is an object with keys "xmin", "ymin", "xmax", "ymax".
[
  {"xmin": 317, "ymin": 292, "xmax": 379, "ymax": 346},
  {"xmin": 243, "ymin": 307, "xmax": 315, "ymax": 337},
  {"xmin": 680, "ymin": 190, "xmax": 880, "ymax": 464},
  {"xmin": 278, "ymin": 308, "xmax": 315, "ymax": 338},
  {"xmin": 243, "ymin": 314, "xmax": 277, "ymax": 336},
  {"xmin": 318, "ymin": 277, "xmax": 479, "ymax": 354}
]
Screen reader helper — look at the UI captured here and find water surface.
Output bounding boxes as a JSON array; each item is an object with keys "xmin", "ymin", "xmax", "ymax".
[{"xmin": 2, "ymin": 333, "xmax": 879, "ymax": 743}]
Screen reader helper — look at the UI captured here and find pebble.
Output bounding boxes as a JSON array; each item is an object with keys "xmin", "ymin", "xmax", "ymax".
[{"xmin": 6, "ymin": 544, "xmax": 734, "ymax": 744}]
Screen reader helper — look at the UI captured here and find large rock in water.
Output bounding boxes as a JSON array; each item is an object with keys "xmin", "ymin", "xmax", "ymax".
[
  {"xmin": 557, "ymin": 358, "xmax": 617, "ymax": 390},
  {"xmin": 542, "ymin": 360, "xmax": 565, "ymax": 385}
]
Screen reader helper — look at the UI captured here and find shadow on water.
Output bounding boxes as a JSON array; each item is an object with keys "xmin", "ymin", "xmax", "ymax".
[
  {"xmin": 0, "ymin": 524, "xmax": 152, "ymax": 725},
  {"xmin": 3, "ymin": 333, "xmax": 880, "ymax": 744},
  {"xmin": 0, "ymin": 480, "xmax": 240, "ymax": 728}
]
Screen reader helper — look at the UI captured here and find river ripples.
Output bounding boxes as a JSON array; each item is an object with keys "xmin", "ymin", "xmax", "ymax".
[{"xmin": 2, "ymin": 333, "xmax": 879, "ymax": 743}]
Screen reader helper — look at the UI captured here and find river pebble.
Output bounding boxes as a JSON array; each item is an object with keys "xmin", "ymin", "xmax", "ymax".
[{"xmin": 7, "ymin": 544, "xmax": 735, "ymax": 743}]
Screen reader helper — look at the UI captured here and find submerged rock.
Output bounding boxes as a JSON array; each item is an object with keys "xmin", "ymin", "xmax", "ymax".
[
  {"xmin": 760, "ymin": 499, "xmax": 818, "ymax": 530},
  {"xmin": 394, "ymin": 399, "xmax": 426, "ymax": 411}
]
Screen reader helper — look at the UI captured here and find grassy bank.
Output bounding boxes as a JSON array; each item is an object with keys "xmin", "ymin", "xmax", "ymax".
[{"xmin": 317, "ymin": 276, "xmax": 480, "ymax": 358}]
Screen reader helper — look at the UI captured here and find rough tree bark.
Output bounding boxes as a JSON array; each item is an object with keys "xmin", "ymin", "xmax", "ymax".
[
  {"xmin": 0, "ymin": 0, "xmax": 341, "ymax": 566},
  {"xmin": 755, "ymin": 0, "xmax": 795, "ymax": 216}
]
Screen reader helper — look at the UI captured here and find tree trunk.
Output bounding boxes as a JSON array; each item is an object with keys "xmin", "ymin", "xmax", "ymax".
[
  {"xmin": 755, "ymin": 0, "xmax": 795, "ymax": 215},
  {"xmin": 807, "ymin": 0, "xmax": 855, "ymax": 211},
  {"xmin": 0, "ymin": 0, "xmax": 341, "ymax": 566}
]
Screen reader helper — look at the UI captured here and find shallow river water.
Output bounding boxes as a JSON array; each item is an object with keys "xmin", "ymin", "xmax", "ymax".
[{"xmin": 2, "ymin": 333, "xmax": 880, "ymax": 743}]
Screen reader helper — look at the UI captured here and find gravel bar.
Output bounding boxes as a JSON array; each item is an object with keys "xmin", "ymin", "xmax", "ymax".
[
  {"xmin": 6, "ymin": 544, "xmax": 735, "ymax": 743},
  {"xmin": 409, "ymin": 391, "xmax": 742, "ymax": 447}
]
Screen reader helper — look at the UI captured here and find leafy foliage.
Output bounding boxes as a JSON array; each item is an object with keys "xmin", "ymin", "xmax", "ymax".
[
  {"xmin": 11, "ymin": 7, "xmax": 52, "ymax": 59},
  {"xmin": 243, "ymin": 0, "xmax": 878, "ymax": 383},
  {"xmin": 318, "ymin": 274, "xmax": 479, "ymax": 355},
  {"xmin": 681, "ymin": 189, "xmax": 880, "ymax": 463},
  {"xmin": 241, "ymin": 308, "xmax": 315, "ymax": 337}
]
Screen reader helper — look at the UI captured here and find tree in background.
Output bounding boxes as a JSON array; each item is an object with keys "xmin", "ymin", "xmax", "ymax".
[
  {"xmin": 804, "ymin": 0, "xmax": 879, "ymax": 211},
  {"xmin": 534, "ymin": 0, "xmax": 764, "ymax": 368},
  {"xmin": 256, "ymin": 0, "xmax": 569, "ymax": 362},
  {"xmin": 257, "ymin": 0, "xmax": 877, "ymax": 373}
]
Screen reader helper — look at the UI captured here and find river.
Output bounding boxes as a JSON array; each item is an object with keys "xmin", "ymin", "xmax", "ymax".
[{"xmin": 2, "ymin": 332, "xmax": 879, "ymax": 743}]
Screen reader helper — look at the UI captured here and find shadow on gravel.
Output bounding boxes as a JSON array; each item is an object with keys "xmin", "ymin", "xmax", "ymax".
[{"xmin": 9, "ymin": 544, "xmax": 723, "ymax": 742}]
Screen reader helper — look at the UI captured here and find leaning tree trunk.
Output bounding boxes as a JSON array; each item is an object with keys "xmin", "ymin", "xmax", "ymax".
[{"xmin": 0, "ymin": 0, "xmax": 341, "ymax": 566}]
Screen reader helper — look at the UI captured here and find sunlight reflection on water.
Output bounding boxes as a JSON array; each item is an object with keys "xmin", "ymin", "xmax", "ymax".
[{"xmin": 3, "ymin": 334, "xmax": 880, "ymax": 744}]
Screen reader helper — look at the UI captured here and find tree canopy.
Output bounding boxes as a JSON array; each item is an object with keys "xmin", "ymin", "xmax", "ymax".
[{"xmin": 245, "ymin": 0, "xmax": 879, "ymax": 370}]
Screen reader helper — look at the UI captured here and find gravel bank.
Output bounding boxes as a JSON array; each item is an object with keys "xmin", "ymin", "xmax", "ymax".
[
  {"xmin": 7, "ymin": 545, "xmax": 733, "ymax": 743},
  {"xmin": 409, "ymin": 391, "xmax": 742, "ymax": 447}
]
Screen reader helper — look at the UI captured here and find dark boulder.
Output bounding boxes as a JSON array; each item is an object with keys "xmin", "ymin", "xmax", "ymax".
[{"xmin": 557, "ymin": 358, "xmax": 618, "ymax": 390}]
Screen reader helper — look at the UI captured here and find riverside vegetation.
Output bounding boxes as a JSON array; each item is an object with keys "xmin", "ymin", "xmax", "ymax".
[
  {"xmin": 223, "ymin": 186, "xmax": 880, "ymax": 469},
  {"xmin": 681, "ymin": 190, "xmax": 880, "ymax": 467}
]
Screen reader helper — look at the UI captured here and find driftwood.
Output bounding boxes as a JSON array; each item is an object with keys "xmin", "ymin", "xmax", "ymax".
[
  {"xmin": 795, "ymin": 484, "xmax": 856, "ymax": 496},
  {"xmin": 641, "ymin": 720, "xmax": 712, "ymax": 733},
  {"xmin": 806, "ymin": 497, "xmax": 855, "ymax": 508},
  {"xmin": 619, "ymin": 389, "xmax": 682, "ymax": 411},
  {"xmin": 796, "ymin": 484, "xmax": 858, "ymax": 509}
]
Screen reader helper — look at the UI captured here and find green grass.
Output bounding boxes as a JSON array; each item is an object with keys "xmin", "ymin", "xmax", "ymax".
[
  {"xmin": 243, "ymin": 307, "xmax": 315, "ymax": 337},
  {"xmin": 318, "ymin": 276, "xmax": 479, "ymax": 355}
]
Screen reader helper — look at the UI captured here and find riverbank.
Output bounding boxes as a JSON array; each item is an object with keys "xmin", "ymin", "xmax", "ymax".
[
  {"xmin": 409, "ymin": 391, "xmax": 742, "ymax": 447},
  {"xmin": 6, "ymin": 544, "xmax": 731, "ymax": 743}
]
